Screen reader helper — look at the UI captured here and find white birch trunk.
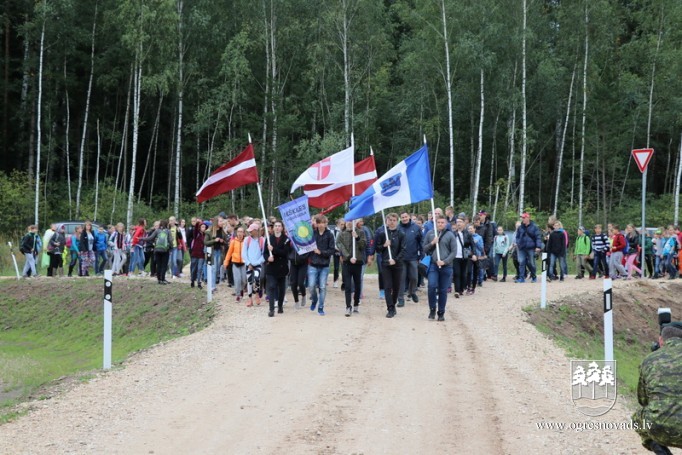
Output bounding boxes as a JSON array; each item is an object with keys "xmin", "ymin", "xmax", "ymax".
[
  {"xmin": 34, "ymin": 13, "xmax": 45, "ymax": 225},
  {"xmin": 504, "ymin": 109, "xmax": 516, "ymax": 215},
  {"xmin": 472, "ymin": 69, "xmax": 484, "ymax": 216},
  {"xmin": 94, "ymin": 118, "xmax": 101, "ymax": 220},
  {"xmin": 64, "ymin": 60, "xmax": 72, "ymax": 218},
  {"xmin": 76, "ymin": 4, "xmax": 97, "ymax": 218},
  {"xmin": 553, "ymin": 64, "xmax": 576, "ymax": 216},
  {"xmin": 126, "ymin": 54, "xmax": 142, "ymax": 228},
  {"xmin": 578, "ymin": 3, "xmax": 589, "ymax": 227},
  {"xmin": 519, "ymin": 0, "xmax": 528, "ymax": 216},
  {"xmin": 139, "ymin": 94, "xmax": 163, "ymax": 204},
  {"xmin": 674, "ymin": 132, "xmax": 682, "ymax": 225},
  {"xmin": 111, "ymin": 68, "xmax": 132, "ymax": 223},
  {"xmin": 441, "ymin": 0, "xmax": 455, "ymax": 207},
  {"xmin": 174, "ymin": 0, "xmax": 184, "ymax": 217},
  {"xmin": 646, "ymin": 29, "xmax": 663, "ymax": 149}
]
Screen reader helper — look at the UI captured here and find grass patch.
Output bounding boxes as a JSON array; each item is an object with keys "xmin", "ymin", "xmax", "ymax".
[
  {"xmin": 525, "ymin": 281, "xmax": 682, "ymax": 398},
  {"xmin": 0, "ymin": 278, "xmax": 215, "ymax": 419}
]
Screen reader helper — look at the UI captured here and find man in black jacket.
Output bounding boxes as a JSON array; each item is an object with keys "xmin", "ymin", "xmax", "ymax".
[
  {"xmin": 452, "ymin": 218, "xmax": 475, "ymax": 297},
  {"xmin": 375, "ymin": 213, "xmax": 407, "ymax": 318},
  {"xmin": 307, "ymin": 215, "xmax": 336, "ymax": 316}
]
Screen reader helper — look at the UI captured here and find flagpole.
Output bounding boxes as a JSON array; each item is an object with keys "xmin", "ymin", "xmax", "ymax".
[
  {"xmin": 249, "ymin": 133, "xmax": 271, "ymax": 247},
  {"xmin": 381, "ymin": 209, "xmax": 393, "ymax": 262},
  {"xmin": 351, "ymin": 133, "xmax": 356, "ymax": 260},
  {"xmin": 424, "ymin": 135, "xmax": 441, "ymax": 263}
]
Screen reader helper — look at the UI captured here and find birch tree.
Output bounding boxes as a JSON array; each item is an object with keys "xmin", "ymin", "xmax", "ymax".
[
  {"xmin": 472, "ymin": 69, "xmax": 484, "ymax": 215},
  {"xmin": 34, "ymin": 0, "xmax": 47, "ymax": 225},
  {"xmin": 552, "ymin": 64, "xmax": 576, "ymax": 217},
  {"xmin": 578, "ymin": 2, "xmax": 589, "ymax": 227}
]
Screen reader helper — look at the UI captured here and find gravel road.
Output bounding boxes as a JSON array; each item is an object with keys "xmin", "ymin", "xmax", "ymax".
[{"xmin": 0, "ymin": 276, "xmax": 654, "ymax": 454}]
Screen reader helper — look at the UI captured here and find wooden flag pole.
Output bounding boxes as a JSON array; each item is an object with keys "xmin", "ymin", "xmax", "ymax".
[{"xmin": 250, "ymin": 133, "xmax": 271, "ymax": 247}]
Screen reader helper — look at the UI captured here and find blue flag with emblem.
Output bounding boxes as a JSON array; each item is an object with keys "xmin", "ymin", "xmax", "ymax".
[{"xmin": 344, "ymin": 145, "xmax": 432, "ymax": 220}]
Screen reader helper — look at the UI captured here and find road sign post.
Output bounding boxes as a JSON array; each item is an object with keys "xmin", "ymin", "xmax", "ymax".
[
  {"xmin": 632, "ymin": 148, "xmax": 654, "ymax": 277},
  {"xmin": 103, "ymin": 270, "xmax": 113, "ymax": 370},
  {"xmin": 603, "ymin": 278, "xmax": 613, "ymax": 362},
  {"xmin": 541, "ymin": 252, "xmax": 548, "ymax": 309}
]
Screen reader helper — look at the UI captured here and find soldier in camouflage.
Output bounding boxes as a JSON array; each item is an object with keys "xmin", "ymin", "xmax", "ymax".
[{"xmin": 633, "ymin": 322, "xmax": 682, "ymax": 455}]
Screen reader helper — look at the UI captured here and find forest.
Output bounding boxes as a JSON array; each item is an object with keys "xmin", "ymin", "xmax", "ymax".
[{"xmin": 1, "ymin": 0, "xmax": 682, "ymax": 233}]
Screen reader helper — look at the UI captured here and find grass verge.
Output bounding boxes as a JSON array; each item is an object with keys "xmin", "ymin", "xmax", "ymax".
[{"xmin": 0, "ymin": 278, "xmax": 215, "ymax": 422}]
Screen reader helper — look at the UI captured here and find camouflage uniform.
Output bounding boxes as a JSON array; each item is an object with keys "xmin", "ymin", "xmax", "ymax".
[{"xmin": 633, "ymin": 337, "xmax": 682, "ymax": 450}]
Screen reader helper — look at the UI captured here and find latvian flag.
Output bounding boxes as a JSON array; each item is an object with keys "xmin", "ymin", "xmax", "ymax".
[
  {"xmin": 304, "ymin": 155, "xmax": 377, "ymax": 214},
  {"xmin": 196, "ymin": 144, "xmax": 259, "ymax": 203}
]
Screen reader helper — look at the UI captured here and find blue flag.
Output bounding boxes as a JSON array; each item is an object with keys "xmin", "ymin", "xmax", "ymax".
[{"xmin": 344, "ymin": 145, "xmax": 433, "ymax": 220}]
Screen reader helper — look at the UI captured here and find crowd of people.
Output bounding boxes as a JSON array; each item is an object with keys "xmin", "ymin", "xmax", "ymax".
[{"xmin": 17, "ymin": 208, "xmax": 682, "ymax": 320}]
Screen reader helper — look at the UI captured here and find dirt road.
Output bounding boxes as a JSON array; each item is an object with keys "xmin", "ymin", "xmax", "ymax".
[{"xmin": 0, "ymin": 276, "xmax": 653, "ymax": 454}]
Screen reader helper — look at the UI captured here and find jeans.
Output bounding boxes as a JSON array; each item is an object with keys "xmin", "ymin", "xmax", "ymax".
[
  {"xmin": 399, "ymin": 260, "xmax": 418, "ymax": 301},
  {"xmin": 129, "ymin": 245, "xmax": 143, "ymax": 274},
  {"xmin": 664, "ymin": 255, "xmax": 678, "ymax": 277},
  {"xmin": 494, "ymin": 253, "xmax": 508, "ymax": 278},
  {"xmin": 212, "ymin": 249, "xmax": 222, "ymax": 283},
  {"xmin": 427, "ymin": 264, "xmax": 452, "ymax": 314},
  {"xmin": 307, "ymin": 265, "xmax": 329, "ymax": 310},
  {"xmin": 190, "ymin": 257, "xmax": 205, "ymax": 284},
  {"xmin": 169, "ymin": 247, "xmax": 179, "ymax": 277},
  {"xmin": 517, "ymin": 248, "xmax": 537, "ymax": 280},
  {"xmin": 95, "ymin": 250, "xmax": 108, "ymax": 274},
  {"xmin": 22, "ymin": 253, "xmax": 36, "ymax": 276},
  {"xmin": 592, "ymin": 251, "xmax": 608, "ymax": 277},
  {"xmin": 549, "ymin": 254, "xmax": 568, "ymax": 279}
]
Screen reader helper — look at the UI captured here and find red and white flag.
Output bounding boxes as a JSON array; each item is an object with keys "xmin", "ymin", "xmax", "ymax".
[
  {"xmin": 290, "ymin": 145, "xmax": 355, "ymax": 193},
  {"xmin": 304, "ymin": 155, "xmax": 377, "ymax": 213},
  {"xmin": 196, "ymin": 144, "xmax": 259, "ymax": 203}
]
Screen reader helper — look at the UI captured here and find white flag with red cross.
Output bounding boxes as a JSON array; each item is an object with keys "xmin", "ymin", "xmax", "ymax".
[{"xmin": 290, "ymin": 145, "xmax": 355, "ymax": 193}]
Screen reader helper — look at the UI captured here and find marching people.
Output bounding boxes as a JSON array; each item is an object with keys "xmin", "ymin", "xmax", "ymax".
[
  {"xmin": 398, "ymin": 211, "xmax": 421, "ymax": 307},
  {"xmin": 514, "ymin": 213, "xmax": 543, "ymax": 283},
  {"xmin": 243, "ymin": 223, "xmax": 266, "ymax": 306},
  {"xmin": 307, "ymin": 215, "xmax": 335, "ymax": 316},
  {"xmin": 20, "ymin": 225, "xmax": 39, "ymax": 278},
  {"xmin": 492, "ymin": 225, "xmax": 509, "ymax": 282},
  {"xmin": 264, "ymin": 221, "xmax": 291, "ymax": 317},
  {"xmin": 47, "ymin": 224, "xmax": 66, "ymax": 277},
  {"xmin": 224, "ymin": 226, "xmax": 247, "ymax": 300},
  {"xmin": 288, "ymin": 236, "xmax": 310, "ymax": 309},
  {"xmin": 374, "ymin": 213, "xmax": 406, "ymax": 318},
  {"xmin": 422, "ymin": 216, "xmax": 457, "ymax": 321},
  {"xmin": 79, "ymin": 220, "xmax": 96, "ymax": 277},
  {"xmin": 336, "ymin": 220, "xmax": 367, "ymax": 316},
  {"xmin": 189, "ymin": 220, "xmax": 207, "ymax": 289}
]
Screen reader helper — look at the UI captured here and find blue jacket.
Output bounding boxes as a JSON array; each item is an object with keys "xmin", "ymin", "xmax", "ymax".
[
  {"xmin": 95, "ymin": 232, "xmax": 108, "ymax": 252},
  {"xmin": 515, "ymin": 221, "xmax": 543, "ymax": 251},
  {"xmin": 398, "ymin": 220, "xmax": 422, "ymax": 261},
  {"xmin": 471, "ymin": 233, "xmax": 484, "ymax": 257}
]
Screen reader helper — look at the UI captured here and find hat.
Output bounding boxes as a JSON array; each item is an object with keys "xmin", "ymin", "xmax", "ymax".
[
  {"xmin": 218, "ymin": 211, "xmax": 227, "ymax": 218},
  {"xmin": 578, "ymin": 226, "xmax": 585, "ymax": 232},
  {"xmin": 202, "ymin": 220, "xmax": 211, "ymax": 227},
  {"xmin": 656, "ymin": 229, "xmax": 662, "ymax": 234},
  {"xmin": 247, "ymin": 223, "xmax": 259, "ymax": 232},
  {"xmin": 457, "ymin": 212, "xmax": 466, "ymax": 219},
  {"xmin": 521, "ymin": 212, "xmax": 531, "ymax": 219},
  {"xmin": 478, "ymin": 210, "xmax": 487, "ymax": 216}
]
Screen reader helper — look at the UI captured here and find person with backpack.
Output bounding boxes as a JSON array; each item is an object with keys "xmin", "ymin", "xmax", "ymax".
[
  {"xmin": 67, "ymin": 226, "xmax": 82, "ymax": 277},
  {"xmin": 574, "ymin": 226, "xmax": 593, "ymax": 279},
  {"xmin": 142, "ymin": 219, "xmax": 171, "ymax": 284},
  {"xmin": 624, "ymin": 224, "xmax": 643, "ymax": 280},
  {"xmin": 129, "ymin": 218, "xmax": 147, "ymax": 276},
  {"xmin": 47, "ymin": 224, "xmax": 66, "ymax": 277},
  {"xmin": 243, "ymin": 223, "xmax": 266, "ymax": 306},
  {"xmin": 264, "ymin": 220, "xmax": 291, "ymax": 317},
  {"xmin": 20, "ymin": 225, "xmax": 39, "ymax": 278},
  {"xmin": 662, "ymin": 226, "xmax": 679, "ymax": 280},
  {"xmin": 590, "ymin": 224, "xmax": 610, "ymax": 279}
]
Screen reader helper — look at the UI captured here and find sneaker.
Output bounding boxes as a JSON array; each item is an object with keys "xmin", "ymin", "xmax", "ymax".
[
  {"xmin": 589, "ymin": 275, "xmax": 596, "ymax": 280},
  {"xmin": 318, "ymin": 309, "xmax": 326, "ymax": 316},
  {"xmin": 278, "ymin": 307, "xmax": 284, "ymax": 314},
  {"xmin": 397, "ymin": 299, "xmax": 405, "ymax": 308},
  {"xmin": 514, "ymin": 278, "xmax": 525, "ymax": 283},
  {"xmin": 379, "ymin": 289, "xmax": 385, "ymax": 299},
  {"xmin": 428, "ymin": 309, "xmax": 436, "ymax": 320},
  {"xmin": 236, "ymin": 295, "xmax": 241, "ymax": 302},
  {"xmin": 345, "ymin": 307, "xmax": 352, "ymax": 317},
  {"xmin": 454, "ymin": 293, "xmax": 460, "ymax": 299},
  {"xmin": 310, "ymin": 301, "xmax": 317, "ymax": 311},
  {"xmin": 353, "ymin": 306, "xmax": 359, "ymax": 313},
  {"xmin": 411, "ymin": 293, "xmax": 419, "ymax": 303},
  {"xmin": 294, "ymin": 300, "xmax": 301, "ymax": 309},
  {"xmin": 531, "ymin": 277, "xmax": 538, "ymax": 283},
  {"xmin": 386, "ymin": 310, "xmax": 396, "ymax": 318},
  {"xmin": 333, "ymin": 281, "xmax": 339, "ymax": 288},
  {"xmin": 500, "ymin": 277, "xmax": 506, "ymax": 282},
  {"xmin": 268, "ymin": 310, "xmax": 274, "ymax": 317},
  {"xmin": 437, "ymin": 314, "xmax": 445, "ymax": 322}
]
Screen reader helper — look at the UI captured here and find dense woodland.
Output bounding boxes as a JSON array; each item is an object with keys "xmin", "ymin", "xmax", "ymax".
[{"xmin": 2, "ymin": 0, "xmax": 682, "ymax": 232}]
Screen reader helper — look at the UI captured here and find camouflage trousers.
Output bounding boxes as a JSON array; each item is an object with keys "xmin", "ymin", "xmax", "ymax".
[{"xmin": 633, "ymin": 408, "xmax": 682, "ymax": 450}]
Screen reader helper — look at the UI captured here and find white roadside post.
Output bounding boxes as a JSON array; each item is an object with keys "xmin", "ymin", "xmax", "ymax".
[
  {"xmin": 603, "ymin": 278, "xmax": 614, "ymax": 362},
  {"xmin": 103, "ymin": 270, "xmax": 113, "ymax": 370},
  {"xmin": 8, "ymin": 242, "xmax": 20, "ymax": 280},
  {"xmin": 540, "ymin": 252, "xmax": 548, "ymax": 309},
  {"xmin": 206, "ymin": 246, "xmax": 213, "ymax": 303}
]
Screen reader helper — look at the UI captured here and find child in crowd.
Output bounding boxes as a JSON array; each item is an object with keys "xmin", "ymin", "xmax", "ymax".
[
  {"xmin": 492, "ymin": 226, "xmax": 509, "ymax": 282},
  {"xmin": 574, "ymin": 226, "xmax": 592, "ymax": 279}
]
